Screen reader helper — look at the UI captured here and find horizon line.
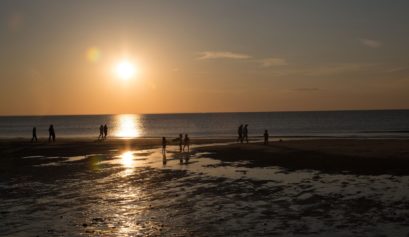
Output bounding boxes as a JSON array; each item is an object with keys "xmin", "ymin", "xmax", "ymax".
[{"xmin": 1, "ymin": 108, "xmax": 409, "ymax": 117}]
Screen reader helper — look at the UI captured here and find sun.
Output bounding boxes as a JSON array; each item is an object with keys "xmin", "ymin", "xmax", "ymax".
[{"xmin": 115, "ymin": 60, "xmax": 137, "ymax": 80}]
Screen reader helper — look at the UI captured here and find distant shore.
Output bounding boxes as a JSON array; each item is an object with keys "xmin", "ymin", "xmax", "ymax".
[{"xmin": 1, "ymin": 138, "xmax": 409, "ymax": 175}]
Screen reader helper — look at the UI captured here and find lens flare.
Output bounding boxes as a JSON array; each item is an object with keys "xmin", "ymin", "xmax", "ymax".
[{"xmin": 85, "ymin": 47, "xmax": 101, "ymax": 63}]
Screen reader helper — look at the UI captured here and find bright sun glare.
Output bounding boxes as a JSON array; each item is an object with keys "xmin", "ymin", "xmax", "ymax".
[
  {"xmin": 121, "ymin": 151, "xmax": 134, "ymax": 168},
  {"xmin": 115, "ymin": 60, "xmax": 137, "ymax": 80}
]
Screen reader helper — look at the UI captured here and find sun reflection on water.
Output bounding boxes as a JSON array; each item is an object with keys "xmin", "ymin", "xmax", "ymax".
[
  {"xmin": 114, "ymin": 114, "xmax": 142, "ymax": 138},
  {"xmin": 121, "ymin": 151, "xmax": 134, "ymax": 168}
]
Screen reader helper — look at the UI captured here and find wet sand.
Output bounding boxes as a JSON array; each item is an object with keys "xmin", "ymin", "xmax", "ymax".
[
  {"xmin": 0, "ymin": 138, "xmax": 232, "ymax": 175},
  {"xmin": 0, "ymin": 137, "xmax": 233, "ymax": 160},
  {"xmin": 197, "ymin": 139, "xmax": 409, "ymax": 175},
  {"xmin": 3, "ymin": 138, "xmax": 409, "ymax": 175},
  {"xmin": 2, "ymin": 138, "xmax": 409, "ymax": 236}
]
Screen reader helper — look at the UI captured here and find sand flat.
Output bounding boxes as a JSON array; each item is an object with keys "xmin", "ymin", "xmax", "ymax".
[
  {"xmin": 197, "ymin": 139, "xmax": 409, "ymax": 174},
  {"xmin": 2, "ymin": 138, "xmax": 409, "ymax": 236}
]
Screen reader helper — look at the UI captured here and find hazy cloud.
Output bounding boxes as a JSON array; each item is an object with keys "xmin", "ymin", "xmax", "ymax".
[
  {"xmin": 293, "ymin": 88, "xmax": 320, "ymax": 92},
  {"xmin": 259, "ymin": 58, "xmax": 288, "ymax": 67},
  {"xmin": 303, "ymin": 63, "xmax": 376, "ymax": 76},
  {"xmin": 197, "ymin": 51, "xmax": 251, "ymax": 60},
  {"xmin": 359, "ymin": 38, "xmax": 382, "ymax": 48},
  {"xmin": 264, "ymin": 63, "xmax": 379, "ymax": 77},
  {"xmin": 385, "ymin": 66, "xmax": 408, "ymax": 73}
]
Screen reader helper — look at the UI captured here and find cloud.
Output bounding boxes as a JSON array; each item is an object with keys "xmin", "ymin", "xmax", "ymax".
[
  {"xmin": 262, "ymin": 63, "xmax": 379, "ymax": 77},
  {"xmin": 385, "ymin": 66, "xmax": 408, "ymax": 73},
  {"xmin": 197, "ymin": 51, "xmax": 251, "ymax": 60},
  {"xmin": 303, "ymin": 63, "xmax": 376, "ymax": 76},
  {"xmin": 293, "ymin": 88, "xmax": 320, "ymax": 92},
  {"xmin": 359, "ymin": 38, "xmax": 382, "ymax": 48},
  {"xmin": 259, "ymin": 58, "xmax": 288, "ymax": 67}
]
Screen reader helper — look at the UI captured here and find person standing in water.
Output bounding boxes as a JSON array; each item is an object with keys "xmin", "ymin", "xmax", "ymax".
[
  {"xmin": 237, "ymin": 124, "xmax": 243, "ymax": 143},
  {"xmin": 103, "ymin": 124, "xmax": 108, "ymax": 139},
  {"xmin": 31, "ymin": 126, "xmax": 38, "ymax": 143},
  {"xmin": 243, "ymin": 124, "xmax": 249, "ymax": 143},
  {"xmin": 178, "ymin": 133, "xmax": 183, "ymax": 152},
  {"xmin": 98, "ymin": 125, "xmax": 104, "ymax": 140},
  {"xmin": 162, "ymin": 137, "xmax": 167, "ymax": 154},
  {"xmin": 48, "ymin": 124, "xmax": 55, "ymax": 142},
  {"xmin": 264, "ymin": 130, "xmax": 269, "ymax": 145},
  {"xmin": 183, "ymin": 134, "xmax": 190, "ymax": 152}
]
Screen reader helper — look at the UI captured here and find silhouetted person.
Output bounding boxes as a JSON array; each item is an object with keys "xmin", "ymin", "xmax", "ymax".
[
  {"xmin": 237, "ymin": 124, "xmax": 243, "ymax": 143},
  {"xmin": 48, "ymin": 124, "xmax": 55, "ymax": 142},
  {"xmin": 243, "ymin": 124, "xmax": 249, "ymax": 143},
  {"xmin": 178, "ymin": 133, "xmax": 183, "ymax": 152},
  {"xmin": 31, "ymin": 127, "xmax": 38, "ymax": 143},
  {"xmin": 162, "ymin": 137, "xmax": 167, "ymax": 154},
  {"xmin": 103, "ymin": 124, "xmax": 108, "ymax": 139},
  {"xmin": 98, "ymin": 125, "xmax": 104, "ymax": 140},
  {"xmin": 264, "ymin": 130, "xmax": 269, "ymax": 145},
  {"xmin": 183, "ymin": 134, "xmax": 190, "ymax": 152}
]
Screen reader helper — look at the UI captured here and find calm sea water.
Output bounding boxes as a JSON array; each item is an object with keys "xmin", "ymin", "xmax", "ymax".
[{"xmin": 0, "ymin": 110, "xmax": 408, "ymax": 138}]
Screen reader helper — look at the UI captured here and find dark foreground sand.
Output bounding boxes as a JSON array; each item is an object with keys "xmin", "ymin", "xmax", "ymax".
[{"xmin": 2, "ymin": 138, "xmax": 409, "ymax": 236}]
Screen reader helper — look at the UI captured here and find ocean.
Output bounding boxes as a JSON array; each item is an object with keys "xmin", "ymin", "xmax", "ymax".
[{"xmin": 0, "ymin": 110, "xmax": 408, "ymax": 138}]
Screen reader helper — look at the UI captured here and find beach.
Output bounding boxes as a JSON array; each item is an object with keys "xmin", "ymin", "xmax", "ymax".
[
  {"xmin": 197, "ymin": 139, "xmax": 409, "ymax": 175},
  {"xmin": 2, "ymin": 138, "xmax": 409, "ymax": 236},
  {"xmin": 2, "ymin": 0, "xmax": 409, "ymax": 235},
  {"xmin": 2, "ymin": 138, "xmax": 409, "ymax": 174}
]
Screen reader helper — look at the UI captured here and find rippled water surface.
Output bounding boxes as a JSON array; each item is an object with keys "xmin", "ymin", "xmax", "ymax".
[
  {"xmin": 1, "ymin": 110, "xmax": 409, "ymax": 138},
  {"xmin": 2, "ymin": 144, "xmax": 409, "ymax": 236}
]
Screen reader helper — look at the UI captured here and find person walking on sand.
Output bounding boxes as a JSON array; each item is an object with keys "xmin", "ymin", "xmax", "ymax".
[
  {"xmin": 98, "ymin": 125, "xmax": 104, "ymax": 140},
  {"xmin": 178, "ymin": 133, "xmax": 183, "ymax": 152},
  {"xmin": 48, "ymin": 124, "xmax": 55, "ymax": 142},
  {"xmin": 183, "ymin": 134, "xmax": 190, "ymax": 152},
  {"xmin": 103, "ymin": 124, "xmax": 108, "ymax": 139},
  {"xmin": 162, "ymin": 137, "xmax": 167, "ymax": 154},
  {"xmin": 31, "ymin": 126, "xmax": 38, "ymax": 143},
  {"xmin": 264, "ymin": 130, "xmax": 269, "ymax": 145},
  {"xmin": 237, "ymin": 124, "xmax": 243, "ymax": 143},
  {"xmin": 243, "ymin": 124, "xmax": 249, "ymax": 143}
]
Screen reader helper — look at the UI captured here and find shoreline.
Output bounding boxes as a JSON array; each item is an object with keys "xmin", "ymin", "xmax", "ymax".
[
  {"xmin": 1, "ymin": 138, "xmax": 409, "ymax": 175},
  {"xmin": 1, "ymin": 131, "xmax": 409, "ymax": 142},
  {"xmin": 0, "ymin": 137, "xmax": 234, "ymax": 157}
]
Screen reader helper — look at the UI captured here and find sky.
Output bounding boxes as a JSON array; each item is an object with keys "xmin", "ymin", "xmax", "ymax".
[{"xmin": 1, "ymin": 0, "xmax": 409, "ymax": 115}]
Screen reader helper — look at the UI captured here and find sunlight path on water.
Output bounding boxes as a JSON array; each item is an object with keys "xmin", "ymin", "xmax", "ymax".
[{"xmin": 113, "ymin": 114, "xmax": 143, "ymax": 138}]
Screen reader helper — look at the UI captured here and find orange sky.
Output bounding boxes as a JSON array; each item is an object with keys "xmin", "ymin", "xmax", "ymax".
[{"xmin": 1, "ymin": 1, "xmax": 409, "ymax": 115}]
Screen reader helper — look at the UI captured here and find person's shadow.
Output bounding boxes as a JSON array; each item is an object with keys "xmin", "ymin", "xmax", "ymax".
[{"xmin": 162, "ymin": 153, "xmax": 167, "ymax": 165}]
